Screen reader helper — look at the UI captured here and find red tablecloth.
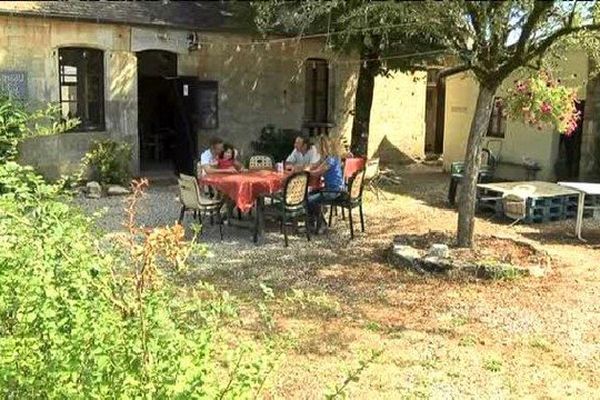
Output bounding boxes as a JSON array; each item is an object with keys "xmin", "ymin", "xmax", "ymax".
[
  {"xmin": 200, "ymin": 171, "xmax": 290, "ymax": 213},
  {"xmin": 343, "ymin": 157, "xmax": 365, "ymax": 180}
]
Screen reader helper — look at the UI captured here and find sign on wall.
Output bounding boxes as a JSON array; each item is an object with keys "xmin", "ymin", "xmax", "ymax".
[{"xmin": 0, "ymin": 71, "xmax": 27, "ymax": 99}]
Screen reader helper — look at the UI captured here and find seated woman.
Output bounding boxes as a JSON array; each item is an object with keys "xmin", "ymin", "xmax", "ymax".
[
  {"xmin": 217, "ymin": 143, "xmax": 243, "ymax": 172},
  {"xmin": 307, "ymin": 135, "xmax": 345, "ymax": 233}
]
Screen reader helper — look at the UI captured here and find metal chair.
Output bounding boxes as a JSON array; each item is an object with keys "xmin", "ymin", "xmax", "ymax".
[
  {"xmin": 267, "ymin": 171, "xmax": 311, "ymax": 247},
  {"xmin": 364, "ymin": 158, "xmax": 386, "ymax": 200},
  {"xmin": 322, "ymin": 169, "xmax": 366, "ymax": 239},
  {"xmin": 249, "ymin": 155, "xmax": 273, "ymax": 170},
  {"xmin": 448, "ymin": 148, "xmax": 496, "ymax": 206},
  {"xmin": 177, "ymin": 174, "xmax": 225, "ymax": 240}
]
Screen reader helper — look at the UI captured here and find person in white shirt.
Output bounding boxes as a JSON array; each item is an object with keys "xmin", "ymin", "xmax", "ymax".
[
  {"xmin": 285, "ymin": 136, "xmax": 320, "ymax": 171},
  {"xmin": 198, "ymin": 137, "xmax": 224, "ymax": 176}
]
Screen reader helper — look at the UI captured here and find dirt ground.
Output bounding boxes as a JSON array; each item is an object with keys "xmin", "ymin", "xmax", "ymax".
[{"xmin": 189, "ymin": 164, "xmax": 600, "ymax": 399}]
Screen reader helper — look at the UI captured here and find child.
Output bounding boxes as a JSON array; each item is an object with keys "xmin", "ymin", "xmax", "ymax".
[{"xmin": 217, "ymin": 144, "xmax": 243, "ymax": 171}]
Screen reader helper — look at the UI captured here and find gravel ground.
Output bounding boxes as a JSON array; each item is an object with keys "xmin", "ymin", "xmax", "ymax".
[
  {"xmin": 71, "ymin": 184, "xmax": 356, "ymax": 254},
  {"xmin": 70, "ymin": 167, "xmax": 600, "ymax": 398}
]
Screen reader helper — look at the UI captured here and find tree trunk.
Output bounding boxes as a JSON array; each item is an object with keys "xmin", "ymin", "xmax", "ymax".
[
  {"xmin": 456, "ymin": 85, "xmax": 497, "ymax": 247},
  {"xmin": 350, "ymin": 49, "xmax": 380, "ymax": 156},
  {"xmin": 580, "ymin": 58, "xmax": 600, "ymax": 181}
]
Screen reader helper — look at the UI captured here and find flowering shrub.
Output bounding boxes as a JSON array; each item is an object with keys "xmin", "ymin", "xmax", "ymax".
[{"xmin": 505, "ymin": 71, "xmax": 580, "ymax": 135}]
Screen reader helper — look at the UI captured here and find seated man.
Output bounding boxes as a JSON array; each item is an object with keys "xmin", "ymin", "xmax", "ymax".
[
  {"xmin": 198, "ymin": 137, "xmax": 224, "ymax": 176},
  {"xmin": 285, "ymin": 136, "xmax": 320, "ymax": 171}
]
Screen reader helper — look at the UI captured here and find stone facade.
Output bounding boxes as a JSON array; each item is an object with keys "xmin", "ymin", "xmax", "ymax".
[
  {"xmin": 1, "ymin": 14, "xmax": 427, "ymax": 179},
  {"xmin": 443, "ymin": 51, "xmax": 591, "ymax": 182}
]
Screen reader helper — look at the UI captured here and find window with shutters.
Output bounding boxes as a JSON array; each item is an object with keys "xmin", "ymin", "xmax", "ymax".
[
  {"xmin": 304, "ymin": 58, "xmax": 329, "ymax": 123},
  {"xmin": 58, "ymin": 47, "xmax": 105, "ymax": 131},
  {"xmin": 487, "ymin": 96, "xmax": 506, "ymax": 138}
]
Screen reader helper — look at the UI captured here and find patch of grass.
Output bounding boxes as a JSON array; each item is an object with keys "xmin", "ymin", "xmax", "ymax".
[
  {"xmin": 529, "ymin": 336, "xmax": 553, "ymax": 352},
  {"xmin": 484, "ymin": 357, "xmax": 503, "ymax": 372},
  {"xmin": 478, "ymin": 261, "xmax": 525, "ymax": 280},
  {"xmin": 450, "ymin": 315, "xmax": 469, "ymax": 327},
  {"xmin": 458, "ymin": 334, "xmax": 477, "ymax": 347},
  {"xmin": 281, "ymin": 289, "xmax": 342, "ymax": 319},
  {"xmin": 365, "ymin": 321, "xmax": 383, "ymax": 332},
  {"xmin": 446, "ymin": 371, "xmax": 461, "ymax": 379}
]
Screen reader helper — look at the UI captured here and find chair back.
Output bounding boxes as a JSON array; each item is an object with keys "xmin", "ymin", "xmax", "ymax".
[
  {"xmin": 178, "ymin": 174, "xmax": 201, "ymax": 209},
  {"xmin": 348, "ymin": 169, "xmax": 366, "ymax": 201},
  {"xmin": 451, "ymin": 148, "xmax": 496, "ymax": 177},
  {"xmin": 283, "ymin": 171, "xmax": 309, "ymax": 208},
  {"xmin": 343, "ymin": 157, "xmax": 366, "ymax": 181},
  {"xmin": 364, "ymin": 158, "xmax": 380, "ymax": 181},
  {"xmin": 249, "ymin": 155, "xmax": 273, "ymax": 170},
  {"xmin": 481, "ymin": 148, "xmax": 496, "ymax": 170}
]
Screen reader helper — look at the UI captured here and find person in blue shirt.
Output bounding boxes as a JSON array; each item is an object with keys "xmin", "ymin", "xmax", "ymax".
[{"xmin": 307, "ymin": 135, "xmax": 345, "ymax": 233}]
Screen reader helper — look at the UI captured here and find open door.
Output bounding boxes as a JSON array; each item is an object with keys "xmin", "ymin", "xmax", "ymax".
[{"xmin": 169, "ymin": 77, "xmax": 200, "ymax": 176}]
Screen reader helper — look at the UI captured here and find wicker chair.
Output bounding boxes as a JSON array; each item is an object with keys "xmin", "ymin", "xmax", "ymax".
[
  {"xmin": 177, "ymin": 174, "xmax": 225, "ymax": 240},
  {"xmin": 249, "ymin": 155, "xmax": 273, "ymax": 170},
  {"xmin": 321, "ymin": 169, "xmax": 366, "ymax": 239},
  {"xmin": 267, "ymin": 171, "xmax": 310, "ymax": 247}
]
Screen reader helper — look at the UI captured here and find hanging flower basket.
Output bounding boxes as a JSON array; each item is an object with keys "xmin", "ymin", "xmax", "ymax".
[{"xmin": 505, "ymin": 70, "xmax": 581, "ymax": 135}]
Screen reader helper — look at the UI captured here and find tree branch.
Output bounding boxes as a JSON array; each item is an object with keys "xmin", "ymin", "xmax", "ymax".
[
  {"xmin": 526, "ymin": 23, "xmax": 600, "ymax": 62},
  {"xmin": 514, "ymin": 2, "xmax": 553, "ymax": 61},
  {"xmin": 438, "ymin": 63, "xmax": 471, "ymax": 79}
]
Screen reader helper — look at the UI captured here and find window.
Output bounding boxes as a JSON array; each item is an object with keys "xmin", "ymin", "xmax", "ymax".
[
  {"xmin": 487, "ymin": 96, "xmax": 506, "ymax": 138},
  {"xmin": 197, "ymin": 81, "xmax": 218, "ymax": 129},
  {"xmin": 304, "ymin": 58, "xmax": 329, "ymax": 123},
  {"xmin": 59, "ymin": 47, "xmax": 105, "ymax": 131}
]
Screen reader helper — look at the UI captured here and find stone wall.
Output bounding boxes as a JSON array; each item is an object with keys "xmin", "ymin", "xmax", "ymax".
[
  {"xmin": 186, "ymin": 33, "xmax": 358, "ymax": 160},
  {"xmin": 2, "ymin": 14, "xmax": 428, "ymax": 178},
  {"xmin": 0, "ymin": 15, "xmax": 137, "ymax": 179},
  {"xmin": 369, "ymin": 71, "xmax": 427, "ymax": 163}
]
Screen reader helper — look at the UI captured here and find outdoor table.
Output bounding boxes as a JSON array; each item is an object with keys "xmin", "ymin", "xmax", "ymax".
[
  {"xmin": 343, "ymin": 157, "xmax": 365, "ymax": 181},
  {"xmin": 476, "ymin": 181, "xmax": 580, "ymax": 222},
  {"xmin": 201, "ymin": 170, "xmax": 320, "ymax": 244},
  {"xmin": 558, "ymin": 182, "xmax": 600, "ymax": 241}
]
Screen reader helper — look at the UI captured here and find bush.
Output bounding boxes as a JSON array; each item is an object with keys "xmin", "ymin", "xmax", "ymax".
[
  {"xmin": 0, "ymin": 173, "xmax": 273, "ymax": 398},
  {"xmin": 82, "ymin": 139, "xmax": 132, "ymax": 185},
  {"xmin": 250, "ymin": 124, "xmax": 300, "ymax": 163},
  {"xmin": 0, "ymin": 94, "xmax": 79, "ymax": 163}
]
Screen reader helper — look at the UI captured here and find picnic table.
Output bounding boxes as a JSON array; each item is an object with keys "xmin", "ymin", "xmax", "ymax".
[
  {"xmin": 200, "ymin": 170, "xmax": 320, "ymax": 244},
  {"xmin": 558, "ymin": 182, "xmax": 600, "ymax": 241}
]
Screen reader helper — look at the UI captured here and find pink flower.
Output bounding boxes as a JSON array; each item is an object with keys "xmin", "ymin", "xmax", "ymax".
[{"xmin": 540, "ymin": 102, "xmax": 552, "ymax": 114}]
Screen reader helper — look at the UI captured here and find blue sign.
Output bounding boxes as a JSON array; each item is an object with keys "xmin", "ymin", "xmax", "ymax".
[{"xmin": 0, "ymin": 71, "xmax": 27, "ymax": 99}]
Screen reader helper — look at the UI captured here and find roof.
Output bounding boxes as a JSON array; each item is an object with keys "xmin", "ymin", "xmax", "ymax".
[{"xmin": 0, "ymin": 1, "xmax": 255, "ymax": 32}]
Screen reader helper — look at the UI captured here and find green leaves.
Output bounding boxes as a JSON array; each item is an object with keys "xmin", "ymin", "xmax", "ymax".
[
  {"xmin": 0, "ymin": 95, "xmax": 79, "ymax": 163},
  {"xmin": 81, "ymin": 139, "xmax": 133, "ymax": 185},
  {"xmin": 0, "ymin": 166, "xmax": 273, "ymax": 398}
]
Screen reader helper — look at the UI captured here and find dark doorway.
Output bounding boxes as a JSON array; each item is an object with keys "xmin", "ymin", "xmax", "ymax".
[
  {"xmin": 424, "ymin": 69, "xmax": 446, "ymax": 155},
  {"xmin": 556, "ymin": 100, "xmax": 584, "ymax": 181},
  {"xmin": 137, "ymin": 50, "xmax": 192, "ymax": 176}
]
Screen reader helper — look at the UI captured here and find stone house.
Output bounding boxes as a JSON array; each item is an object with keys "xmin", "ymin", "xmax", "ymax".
[
  {"xmin": 0, "ymin": 1, "xmax": 430, "ymax": 180},
  {"xmin": 443, "ymin": 50, "xmax": 599, "ymax": 182}
]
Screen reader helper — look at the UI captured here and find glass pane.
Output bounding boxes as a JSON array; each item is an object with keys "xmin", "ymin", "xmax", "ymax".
[
  {"xmin": 58, "ymin": 47, "xmax": 105, "ymax": 130},
  {"xmin": 61, "ymin": 86, "xmax": 77, "ymax": 101},
  {"xmin": 61, "ymin": 101, "xmax": 78, "ymax": 119}
]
